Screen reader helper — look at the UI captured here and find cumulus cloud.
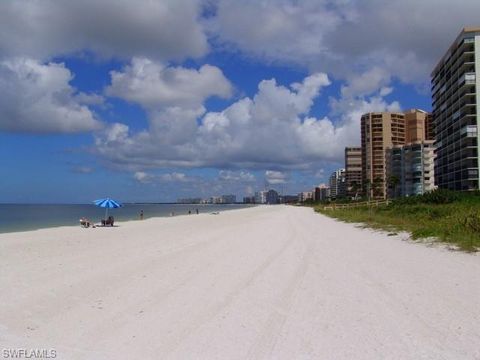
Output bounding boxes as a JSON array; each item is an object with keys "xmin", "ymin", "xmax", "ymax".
[
  {"xmin": 209, "ymin": 0, "xmax": 480, "ymax": 86},
  {"xmin": 96, "ymin": 72, "xmax": 336, "ymax": 170},
  {"xmin": 0, "ymin": 0, "xmax": 207, "ymax": 61},
  {"xmin": 94, "ymin": 71, "xmax": 403, "ymax": 172},
  {"xmin": 265, "ymin": 170, "xmax": 288, "ymax": 185},
  {"xmin": 106, "ymin": 57, "xmax": 232, "ymax": 110},
  {"xmin": 133, "ymin": 171, "xmax": 190, "ymax": 184},
  {"xmin": 0, "ymin": 58, "xmax": 101, "ymax": 133},
  {"xmin": 218, "ymin": 170, "xmax": 256, "ymax": 182},
  {"xmin": 133, "ymin": 171, "xmax": 153, "ymax": 184}
]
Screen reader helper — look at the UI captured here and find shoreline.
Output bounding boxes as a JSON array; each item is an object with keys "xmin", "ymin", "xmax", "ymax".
[{"xmin": 0, "ymin": 203, "xmax": 255, "ymax": 235}]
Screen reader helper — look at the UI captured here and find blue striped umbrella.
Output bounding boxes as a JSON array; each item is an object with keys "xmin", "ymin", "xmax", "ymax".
[{"xmin": 93, "ymin": 198, "xmax": 122, "ymax": 219}]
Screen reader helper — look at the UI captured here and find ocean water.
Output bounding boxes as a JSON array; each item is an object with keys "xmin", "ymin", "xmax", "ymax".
[{"xmin": 0, "ymin": 203, "xmax": 253, "ymax": 234}]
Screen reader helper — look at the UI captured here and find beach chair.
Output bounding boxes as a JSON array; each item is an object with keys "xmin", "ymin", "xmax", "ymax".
[
  {"xmin": 80, "ymin": 218, "xmax": 92, "ymax": 228},
  {"xmin": 101, "ymin": 216, "xmax": 115, "ymax": 227}
]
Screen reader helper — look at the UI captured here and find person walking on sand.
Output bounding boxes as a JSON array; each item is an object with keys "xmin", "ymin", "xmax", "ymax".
[
  {"xmin": 196, "ymin": 208, "xmax": 199, "ymax": 214},
  {"xmin": 140, "ymin": 209, "xmax": 144, "ymax": 220}
]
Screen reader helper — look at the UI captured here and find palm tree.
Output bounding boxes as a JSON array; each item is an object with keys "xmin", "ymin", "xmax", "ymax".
[{"xmin": 351, "ymin": 181, "xmax": 360, "ymax": 200}]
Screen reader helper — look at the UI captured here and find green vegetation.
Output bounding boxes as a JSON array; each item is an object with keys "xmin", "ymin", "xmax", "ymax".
[{"xmin": 312, "ymin": 189, "xmax": 480, "ymax": 252}]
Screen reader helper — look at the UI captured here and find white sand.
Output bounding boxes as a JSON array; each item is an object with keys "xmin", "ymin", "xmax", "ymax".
[{"xmin": 1, "ymin": 205, "xmax": 479, "ymax": 359}]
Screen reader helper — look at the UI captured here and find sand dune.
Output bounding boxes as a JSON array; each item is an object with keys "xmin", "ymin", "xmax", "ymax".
[{"xmin": 1, "ymin": 205, "xmax": 479, "ymax": 359}]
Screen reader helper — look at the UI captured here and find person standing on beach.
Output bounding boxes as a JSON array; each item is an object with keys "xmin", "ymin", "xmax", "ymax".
[
  {"xmin": 140, "ymin": 209, "xmax": 144, "ymax": 220},
  {"xmin": 196, "ymin": 209, "xmax": 199, "ymax": 214}
]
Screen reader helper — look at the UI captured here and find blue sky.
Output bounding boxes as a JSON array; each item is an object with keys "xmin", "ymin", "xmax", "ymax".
[{"xmin": 0, "ymin": 0, "xmax": 478, "ymax": 203}]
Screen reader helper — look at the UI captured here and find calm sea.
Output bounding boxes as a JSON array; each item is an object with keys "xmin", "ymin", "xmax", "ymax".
[{"xmin": 0, "ymin": 203, "xmax": 253, "ymax": 234}]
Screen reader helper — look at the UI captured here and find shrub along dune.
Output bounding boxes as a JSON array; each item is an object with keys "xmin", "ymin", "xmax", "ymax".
[{"xmin": 314, "ymin": 190, "xmax": 480, "ymax": 252}]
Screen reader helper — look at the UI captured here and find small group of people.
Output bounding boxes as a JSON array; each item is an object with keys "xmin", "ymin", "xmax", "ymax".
[
  {"xmin": 80, "ymin": 216, "xmax": 115, "ymax": 228},
  {"xmin": 188, "ymin": 209, "xmax": 200, "ymax": 215},
  {"xmin": 79, "ymin": 217, "xmax": 95, "ymax": 228}
]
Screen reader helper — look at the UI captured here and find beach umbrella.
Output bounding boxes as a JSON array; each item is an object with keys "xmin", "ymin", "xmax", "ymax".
[{"xmin": 93, "ymin": 198, "xmax": 122, "ymax": 219}]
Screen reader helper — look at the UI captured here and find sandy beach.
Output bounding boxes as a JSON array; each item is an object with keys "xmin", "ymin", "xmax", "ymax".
[{"xmin": 1, "ymin": 205, "xmax": 479, "ymax": 359}]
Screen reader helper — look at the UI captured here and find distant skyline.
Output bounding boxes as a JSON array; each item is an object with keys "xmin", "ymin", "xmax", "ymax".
[{"xmin": 1, "ymin": 1, "xmax": 479, "ymax": 203}]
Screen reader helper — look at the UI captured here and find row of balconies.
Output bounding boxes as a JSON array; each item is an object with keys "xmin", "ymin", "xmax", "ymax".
[
  {"xmin": 433, "ymin": 50, "xmax": 475, "ymax": 89},
  {"xmin": 435, "ymin": 113, "xmax": 477, "ymax": 136},
  {"xmin": 433, "ymin": 93, "xmax": 476, "ymax": 124},
  {"xmin": 436, "ymin": 126, "xmax": 478, "ymax": 149},
  {"xmin": 435, "ymin": 179, "xmax": 479, "ymax": 191},
  {"xmin": 436, "ymin": 144, "xmax": 478, "ymax": 160},
  {"xmin": 436, "ymin": 97, "xmax": 476, "ymax": 118},
  {"xmin": 433, "ymin": 83, "xmax": 475, "ymax": 107},
  {"xmin": 432, "ymin": 39, "xmax": 475, "ymax": 86},
  {"xmin": 432, "ymin": 59, "xmax": 476, "ymax": 99},
  {"xmin": 433, "ymin": 66, "xmax": 475, "ymax": 97},
  {"xmin": 433, "ymin": 77, "xmax": 476, "ymax": 109}
]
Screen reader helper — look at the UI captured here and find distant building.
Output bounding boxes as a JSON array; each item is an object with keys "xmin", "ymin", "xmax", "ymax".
[
  {"xmin": 345, "ymin": 147, "xmax": 362, "ymax": 198},
  {"xmin": 243, "ymin": 196, "xmax": 255, "ymax": 204},
  {"xmin": 177, "ymin": 198, "xmax": 202, "ymax": 204},
  {"xmin": 209, "ymin": 196, "xmax": 221, "ymax": 204},
  {"xmin": 280, "ymin": 195, "xmax": 298, "ymax": 203},
  {"xmin": 221, "ymin": 194, "xmax": 236, "ymax": 204},
  {"xmin": 329, "ymin": 169, "xmax": 346, "ymax": 199},
  {"xmin": 266, "ymin": 189, "xmax": 279, "ymax": 204},
  {"xmin": 314, "ymin": 184, "xmax": 330, "ymax": 201},
  {"xmin": 298, "ymin": 191, "xmax": 313, "ymax": 202},
  {"xmin": 255, "ymin": 191, "xmax": 267, "ymax": 204},
  {"xmin": 431, "ymin": 27, "xmax": 480, "ymax": 190},
  {"xmin": 209, "ymin": 195, "xmax": 236, "ymax": 204},
  {"xmin": 388, "ymin": 141, "xmax": 436, "ymax": 197}
]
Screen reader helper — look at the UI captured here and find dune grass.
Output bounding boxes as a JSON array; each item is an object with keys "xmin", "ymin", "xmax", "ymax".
[{"xmin": 313, "ymin": 190, "xmax": 480, "ymax": 252}]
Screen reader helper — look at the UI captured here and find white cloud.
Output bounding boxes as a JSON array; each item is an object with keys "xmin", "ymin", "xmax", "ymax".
[
  {"xmin": 379, "ymin": 87, "xmax": 393, "ymax": 97},
  {"xmin": 209, "ymin": 0, "xmax": 480, "ymax": 86},
  {"xmin": 106, "ymin": 58, "xmax": 232, "ymax": 110},
  {"xmin": 134, "ymin": 171, "xmax": 190, "ymax": 184},
  {"xmin": 160, "ymin": 172, "xmax": 189, "ymax": 182},
  {"xmin": 218, "ymin": 170, "xmax": 256, "ymax": 182},
  {"xmin": 0, "ymin": 58, "xmax": 101, "ymax": 133},
  {"xmin": 340, "ymin": 67, "xmax": 391, "ymax": 98},
  {"xmin": 208, "ymin": 0, "xmax": 345, "ymax": 66},
  {"xmin": 133, "ymin": 171, "xmax": 153, "ymax": 183},
  {"xmin": 0, "ymin": 0, "xmax": 207, "ymax": 61},
  {"xmin": 97, "ymin": 71, "xmax": 400, "ymax": 171},
  {"xmin": 96, "ymin": 72, "xmax": 337, "ymax": 170},
  {"xmin": 265, "ymin": 170, "xmax": 288, "ymax": 185},
  {"xmin": 74, "ymin": 92, "xmax": 105, "ymax": 106}
]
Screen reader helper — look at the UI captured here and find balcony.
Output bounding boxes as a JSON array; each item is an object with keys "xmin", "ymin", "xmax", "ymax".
[
  {"xmin": 458, "ymin": 72, "xmax": 476, "ymax": 85},
  {"xmin": 460, "ymin": 125, "xmax": 478, "ymax": 137}
]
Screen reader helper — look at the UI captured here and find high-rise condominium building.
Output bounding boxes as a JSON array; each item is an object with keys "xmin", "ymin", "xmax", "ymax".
[
  {"xmin": 405, "ymin": 109, "xmax": 435, "ymax": 143},
  {"xmin": 344, "ymin": 147, "xmax": 362, "ymax": 198},
  {"xmin": 329, "ymin": 168, "xmax": 346, "ymax": 199},
  {"xmin": 431, "ymin": 27, "xmax": 480, "ymax": 191},
  {"xmin": 298, "ymin": 191, "xmax": 313, "ymax": 202},
  {"xmin": 255, "ymin": 191, "xmax": 267, "ymax": 204},
  {"xmin": 361, "ymin": 110, "xmax": 433, "ymax": 198},
  {"xmin": 388, "ymin": 140, "xmax": 436, "ymax": 197},
  {"xmin": 314, "ymin": 184, "xmax": 329, "ymax": 202},
  {"xmin": 361, "ymin": 112, "xmax": 406, "ymax": 198}
]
